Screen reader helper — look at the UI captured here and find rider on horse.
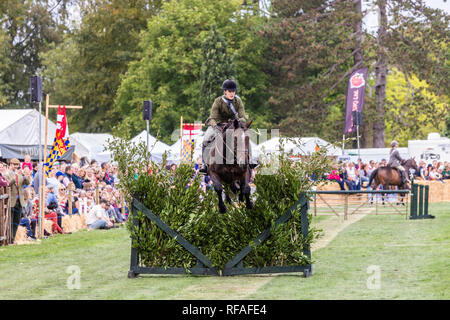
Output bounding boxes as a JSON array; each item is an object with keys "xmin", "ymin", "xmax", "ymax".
[
  {"xmin": 199, "ymin": 79, "xmax": 256, "ymax": 174},
  {"xmin": 388, "ymin": 140, "xmax": 408, "ymax": 185}
]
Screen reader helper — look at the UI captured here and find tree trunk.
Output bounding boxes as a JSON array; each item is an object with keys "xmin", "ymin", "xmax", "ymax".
[
  {"xmin": 373, "ymin": 0, "xmax": 387, "ymax": 148},
  {"xmin": 353, "ymin": 0, "xmax": 363, "ymax": 149}
]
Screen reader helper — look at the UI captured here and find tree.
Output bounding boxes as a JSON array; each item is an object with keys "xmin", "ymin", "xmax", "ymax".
[
  {"xmin": 260, "ymin": 0, "xmax": 364, "ymax": 139},
  {"xmin": 40, "ymin": 0, "xmax": 162, "ymax": 132},
  {"xmin": 113, "ymin": 0, "xmax": 268, "ymax": 143},
  {"xmin": 371, "ymin": 0, "xmax": 449, "ymax": 146},
  {"xmin": 385, "ymin": 68, "xmax": 448, "ymax": 145},
  {"xmin": 0, "ymin": 0, "xmax": 72, "ymax": 108},
  {"xmin": 199, "ymin": 26, "xmax": 237, "ymax": 122}
]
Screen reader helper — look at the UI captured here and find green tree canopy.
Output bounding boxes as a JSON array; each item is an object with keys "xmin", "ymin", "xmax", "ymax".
[{"xmin": 113, "ymin": 0, "xmax": 268, "ymax": 143}]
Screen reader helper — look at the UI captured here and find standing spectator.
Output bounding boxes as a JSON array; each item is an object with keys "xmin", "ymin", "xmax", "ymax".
[
  {"xmin": 0, "ymin": 161, "xmax": 9, "ymax": 187},
  {"xmin": 418, "ymin": 161, "xmax": 427, "ymax": 180},
  {"xmin": 21, "ymin": 154, "xmax": 33, "ymax": 171},
  {"xmin": 45, "ymin": 186, "xmax": 59, "ymax": 209},
  {"xmin": 45, "ymin": 168, "xmax": 61, "ymax": 193},
  {"xmin": 4, "ymin": 158, "xmax": 32, "ymax": 243}
]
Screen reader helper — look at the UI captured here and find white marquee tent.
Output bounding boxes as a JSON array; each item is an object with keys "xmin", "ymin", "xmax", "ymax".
[
  {"xmin": 0, "ymin": 109, "xmax": 73, "ymax": 160},
  {"xmin": 167, "ymin": 135, "xmax": 260, "ymax": 164},
  {"xmin": 130, "ymin": 130, "xmax": 172, "ymax": 162},
  {"xmin": 257, "ymin": 137, "xmax": 342, "ymax": 157},
  {"xmin": 70, "ymin": 132, "xmax": 116, "ymax": 163}
]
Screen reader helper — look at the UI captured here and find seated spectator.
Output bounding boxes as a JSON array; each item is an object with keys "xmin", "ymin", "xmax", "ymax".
[
  {"xmin": 341, "ymin": 163, "xmax": 356, "ymax": 190},
  {"xmin": 441, "ymin": 162, "xmax": 449, "ymax": 179},
  {"xmin": 86, "ymin": 199, "xmax": 113, "ymax": 229},
  {"xmin": 429, "ymin": 167, "xmax": 444, "ymax": 183},
  {"xmin": 19, "ymin": 187, "xmax": 37, "ymax": 240},
  {"xmin": 45, "ymin": 185, "xmax": 59, "ymax": 209},
  {"xmin": 359, "ymin": 163, "xmax": 370, "ymax": 189},
  {"xmin": 70, "ymin": 163, "xmax": 84, "ymax": 190},
  {"xmin": 57, "ymin": 185, "xmax": 68, "ymax": 214},
  {"xmin": 327, "ymin": 166, "xmax": 345, "ymax": 190},
  {"xmin": 45, "ymin": 201, "xmax": 64, "ymax": 234},
  {"xmin": 101, "ymin": 162, "xmax": 114, "ymax": 185}
]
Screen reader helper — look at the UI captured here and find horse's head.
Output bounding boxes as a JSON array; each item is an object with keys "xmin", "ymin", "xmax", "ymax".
[
  {"xmin": 406, "ymin": 157, "xmax": 419, "ymax": 173},
  {"xmin": 216, "ymin": 119, "xmax": 253, "ymax": 166}
]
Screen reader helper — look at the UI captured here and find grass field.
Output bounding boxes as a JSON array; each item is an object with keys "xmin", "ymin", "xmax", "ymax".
[{"xmin": 0, "ymin": 202, "xmax": 448, "ymax": 300}]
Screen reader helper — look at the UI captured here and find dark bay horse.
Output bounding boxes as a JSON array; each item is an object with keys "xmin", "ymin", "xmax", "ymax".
[
  {"xmin": 208, "ymin": 118, "xmax": 254, "ymax": 213},
  {"xmin": 366, "ymin": 158, "xmax": 419, "ymax": 205}
]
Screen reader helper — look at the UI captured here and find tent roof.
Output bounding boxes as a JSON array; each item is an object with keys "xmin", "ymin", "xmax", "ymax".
[
  {"xmin": 70, "ymin": 132, "xmax": 115, "ymax": 161},
  {"xmin": 0, "ymin": 109, "xmax": 61, "ymax": 145},
  {"xmin": 257, "ymin": 137, "xmax": 342, "ymax": 156},
  {"xmin": 130, "ymin": 130, "xmax": 171, "ymax": 155}
]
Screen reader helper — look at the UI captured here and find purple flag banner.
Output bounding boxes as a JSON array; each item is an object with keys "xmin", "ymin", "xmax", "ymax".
[{"xmin": 344, "ymin": 67, "xmax": 368, "ymax": 134}]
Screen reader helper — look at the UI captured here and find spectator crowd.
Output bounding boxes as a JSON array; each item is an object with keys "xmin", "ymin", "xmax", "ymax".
[
  {"xmin": 326, "ymin": 159, "xmax": 450, "ymax": 190},
  {"xmin": 0, "ymin": 154, "xmax": 128, "ymax": 243},
  {"xmin": 0, "ymin": 151, "xmax": 448, "ymax": 244}
]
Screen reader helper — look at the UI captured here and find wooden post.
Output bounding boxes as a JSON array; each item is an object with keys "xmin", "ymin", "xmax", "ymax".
[
  {"xmin": 121, "ymin": 195, "xmax": 125, "ymax": 217},
  {"xmin": 67, "ymin": 182, "xmax": 75, "ymax": 214},
  {"xmin": 180, "ymin": 116, "xmax": 183, "ymax": 162},
  {"xmin": 313, "ymin": 193, "xmax": 317, "ymax": 217},
  {"xmin": 39, "ymin": 94, "xmax": 83, "ymax": 238},
  {"xmin": 344, "ymin": 194, "xmax": 348, "ymax": 220},
  {"xmin": 95, "ymin": 184, "xmax": 100, "ymax": 204}
]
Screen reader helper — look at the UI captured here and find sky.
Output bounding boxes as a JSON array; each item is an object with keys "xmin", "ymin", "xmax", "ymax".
[{"xmin": 362, "ymin": 0, "xmax": 449, "ymax": 34}]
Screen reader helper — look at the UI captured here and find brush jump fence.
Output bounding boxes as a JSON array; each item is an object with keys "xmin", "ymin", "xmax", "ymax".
[
  {"xmin": 0, "ymin": 187, "xmax": 11, "ymax": 246},
  {"xmin": 128, "ymin": 193, "xmax": 312, "ymax": 278},
  {"xmin": 309, "ymin": 183, "xmax": 433, "ymax": 220}
]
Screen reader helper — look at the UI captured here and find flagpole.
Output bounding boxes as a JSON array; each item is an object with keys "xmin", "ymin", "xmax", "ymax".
[
  {"xmin": 40, "ymin": 94, "xmax": 49, "ymax": 238},
  {"xmin": 40, "ymin": 94, "xmax": 83, "ymax": 238},
  {"xmin": 180, "ymin": 116, "xmax": 183, "ymax": 163},
  {"xmin": 38, "ymin": 99, "xmax": 42, "ymax": 239}
]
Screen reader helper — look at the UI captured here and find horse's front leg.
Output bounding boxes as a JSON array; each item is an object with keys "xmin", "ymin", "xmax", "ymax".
[
  {"xmin": 210, "ymin": 173, "xmax": 227, "ymax": 213},
  {"xmin": 240, "ymin": 171, "xmax": 254, "ymax": 210}
]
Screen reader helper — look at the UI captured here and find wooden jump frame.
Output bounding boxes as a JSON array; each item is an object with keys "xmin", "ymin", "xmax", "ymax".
[
  {"xmin": 309, "ymin": 183, "xmax": 433, "ymax": 220},
  {"xmin": 310, "ymin": 189, "xmax": 410, "ymax": 220},
  {"xmin": 128, "ymin": 194, "xmax": 312, "ymax": 278}
]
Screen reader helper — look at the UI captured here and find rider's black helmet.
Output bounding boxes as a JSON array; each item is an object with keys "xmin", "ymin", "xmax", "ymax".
[{"xmin": 222, "ymin": 79, "xmax": 237, "ymax": 92}]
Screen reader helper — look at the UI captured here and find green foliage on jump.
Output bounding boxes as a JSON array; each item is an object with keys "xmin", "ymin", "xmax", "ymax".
[{"xmin": 108, "ymin": 137, "xmax": 332, "ymax": 270}]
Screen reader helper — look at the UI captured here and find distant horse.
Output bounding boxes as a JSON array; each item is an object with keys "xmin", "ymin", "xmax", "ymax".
[
  {"xmin": 366, "ymin": 158, "xmax": 419, "ymax": 205},
  {"xmin": 208, "ymin": 118, "xmax": 254, "ymax": 213}
]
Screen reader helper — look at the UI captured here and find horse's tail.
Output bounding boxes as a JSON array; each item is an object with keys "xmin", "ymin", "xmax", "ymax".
[{"xmin": 363, "ymin": 168, "xmax": 378, "ymax": 189}]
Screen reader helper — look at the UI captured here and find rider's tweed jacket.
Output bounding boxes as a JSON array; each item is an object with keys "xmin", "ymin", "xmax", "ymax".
[
  {"xmin": 388, "ymin": 148, "xmax": 403, "ymax": 167},
  {"xmin": 205, "ymin": 96, "xmax": 248, "ymax": 127}
]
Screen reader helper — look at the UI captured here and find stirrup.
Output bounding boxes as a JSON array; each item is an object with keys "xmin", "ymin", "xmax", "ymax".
[{"xmin": 199, "ymin": 165, "xmax": 208, "ymax": 175}]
